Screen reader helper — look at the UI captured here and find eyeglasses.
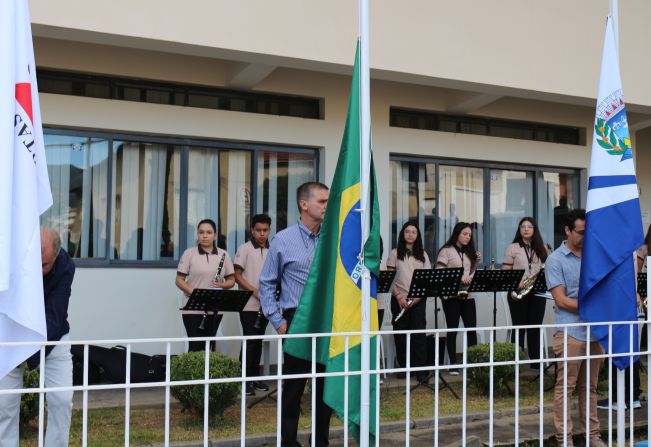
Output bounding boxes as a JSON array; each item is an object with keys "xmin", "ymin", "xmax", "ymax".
[
  {"xmin": 519, "ymin": 225, "xmax": 534, "ymax": 230},
  {"xmin": 571, "ymin": 229, "xmax": 585, "ymax": 236}
]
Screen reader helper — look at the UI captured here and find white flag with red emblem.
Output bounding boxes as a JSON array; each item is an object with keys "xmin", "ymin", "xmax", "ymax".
[{"xmin": 0, "ymin": 0, "xmax": 53, "ymax": 379}]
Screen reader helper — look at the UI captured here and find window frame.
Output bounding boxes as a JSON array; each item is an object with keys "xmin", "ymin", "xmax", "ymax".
[
  {"xmin": 389, "ymin": 154, "xmax": 581, "ymax": 263},
  {"xmin": 44, "ymin": 127, "xmax": 320, "ymax": 267}
]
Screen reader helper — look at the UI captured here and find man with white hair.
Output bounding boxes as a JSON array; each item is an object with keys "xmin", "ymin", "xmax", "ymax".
[{"xmin": 0, "ymin": 227, "xmax": 75, "ymax": 447}]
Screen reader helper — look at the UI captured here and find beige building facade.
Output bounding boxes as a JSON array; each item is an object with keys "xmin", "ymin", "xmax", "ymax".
[{"xmin": 29, "ymin": 0, "xmax": 651, "ymax": 355}]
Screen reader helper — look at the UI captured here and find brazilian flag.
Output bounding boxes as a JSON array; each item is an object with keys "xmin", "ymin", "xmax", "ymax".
[{"xmin": 283, "ymin": 41, "xmax": 381, "ymax": 442}]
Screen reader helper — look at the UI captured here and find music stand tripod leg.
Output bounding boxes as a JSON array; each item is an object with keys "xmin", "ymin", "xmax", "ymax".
[
  {"xmin": 493, "ymin": 290, "xmax": 498, "ymax": 328},
  {"xmin": 408, "ymin": 370, "xmax": 459, "ymax": 399},
  {"xmin": 247, "ymin": 387, "xmax": 278, "ymax": 409},
  {"xmin": 407, "ymin": 296, "xmax": 459, "ymax": 400}
]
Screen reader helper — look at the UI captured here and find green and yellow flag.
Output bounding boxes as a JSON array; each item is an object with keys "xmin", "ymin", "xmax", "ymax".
[{"xmin": 283, "ymin": 42, "xmax": 381, "ymax": 442}]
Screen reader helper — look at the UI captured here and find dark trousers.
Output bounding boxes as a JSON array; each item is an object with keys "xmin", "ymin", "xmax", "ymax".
[
  {"xmin": 442, "ymin": 298, "xmax": 477, "ymax": 365},
  {"xmin": 507, "ymin": 294, "xmax": 547, "ymax": 360},
  {"xmin": 641, "ymin": 306, "xmax": 648, "ymax": 350},
  {"xmin": 182, "ymin": 313, "xmax": 223, "ymax": 352},
  {"xmin": 281, "ymin": 309, "xmax": 333, "ymax": 447},
  {"xmin": 609, "ymin": 360, "xmax": 641, "ymax": 401},
  {"xmin": 239, "ymin": 311, "xmax": 269, "ymax": 378},
  {"xmin": 391, "ymin": 297, "xmax": 427, "ymax": 376}
]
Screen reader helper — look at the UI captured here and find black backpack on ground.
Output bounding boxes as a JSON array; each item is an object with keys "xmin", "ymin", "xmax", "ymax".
[{"xmin": 71, "ymin": 344, "xmax": 165, "ymax": 385}]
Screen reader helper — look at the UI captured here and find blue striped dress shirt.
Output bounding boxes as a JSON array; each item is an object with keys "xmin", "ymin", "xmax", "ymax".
[{"xmin": 259, "ymin": 220, "xmax": 319, "ymax": 330}]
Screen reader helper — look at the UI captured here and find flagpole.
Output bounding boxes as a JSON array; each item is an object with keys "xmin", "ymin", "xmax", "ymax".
[
  {"xmin": 358, "ymin": 0, "xmax": 372, "ymax": 445},
  {"xmin": 608, "ymin": 2, "xmax": 626, "ymax": 445},
  {"xmin": 610, "ymin": 0, "xmax": 619, "ymax": 53}
]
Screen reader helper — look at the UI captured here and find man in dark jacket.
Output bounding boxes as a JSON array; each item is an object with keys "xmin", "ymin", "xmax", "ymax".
[{"xmin": 0, "ymin": 228, "xmax": 75, "ymax": 447}]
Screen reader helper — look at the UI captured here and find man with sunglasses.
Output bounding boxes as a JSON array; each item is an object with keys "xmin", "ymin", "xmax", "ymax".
[{"xmin": 545, "ymin": 209, "xmax": 605, "ymax": 447}]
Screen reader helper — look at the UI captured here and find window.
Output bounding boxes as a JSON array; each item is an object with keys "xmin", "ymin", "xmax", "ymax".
[
  {"xmin": 255, "ymin": 151, "xmax": 316, "ymax": 235},
  {"xmin": 42, "ymin": 130, "xmax": 318, "ymax": 264},
  {"xmin": 41, "ymin": 135, "xmax": 109, "ymax": 259},
  {"xmin": 218, "ymin": 151, "xmax": 251, "ymax": 253},
  {"xmin": 111, "ymin": 141, "xmax": 181, "ymax": 261},
  {"xmin": 536, "ymin": 172, "xmax": 580, "ymax": 251},
  {"xmin": 390, "ymin": 156, "xmax": 580, "ymax": 265},
  {"xmin": 37, "ymin": 70, "xmax": 323, "ymax": 120},
  {"xmin": 390, "ymin": 160, "xmax": 436, "ymax": 261},
  {"xmin": 390, "ymin": 107, "xmax": 584, "ymax": 146},
  {"xmin": 489, "ymin": 170, "xmax": 534, "ymax": 263},
  {"xmin": 438, "ymin": 166, "xmax": 484, "ymax": 259}
]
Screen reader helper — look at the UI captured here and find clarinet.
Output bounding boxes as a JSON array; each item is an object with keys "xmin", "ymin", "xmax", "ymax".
[
  {"xmin": 393, "ymin": 297, "xmax": 413, "ymax": 323},
  {"xmin": 254, "ymin": 283, "xmax": 280, "ymax": 329},
  {"xmin": 214, "ymin": 253, "xmax": 226, "ymax": 283},
  {"xmin": 199, "ymin": 252, "xmax": 226, "ymax": 331}
]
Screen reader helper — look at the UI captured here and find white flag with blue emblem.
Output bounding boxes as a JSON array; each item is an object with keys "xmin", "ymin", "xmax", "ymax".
[{"xmin": 579, "ymin": 16, "xmax": 644, "ymax": 370}]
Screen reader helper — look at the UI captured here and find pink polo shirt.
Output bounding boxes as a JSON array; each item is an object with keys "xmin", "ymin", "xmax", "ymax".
[
  {"xmin": 502, "ymin": 242, "xmax": 545, "ymax": 279},
  {"xmin": 386, "ymin": 248, "xmax": 432, "ymax": 297},
  {"xmin": 637, "ymin": 244, "xmax": 648, "ymax": 273},
  {"xmin": 234, "ymin": 240, "xmax": 269, "ymax": 312},
  {"xmin": 436, "ymin": 245, "xmax": 477, "ymax": 299},
  {"xmin": 177, "ymin": 246, "xmax": 235, "ymax": 314},
  {"xmin": 436, "ymin": 245, "xmax": 474, "ymax": 275}
]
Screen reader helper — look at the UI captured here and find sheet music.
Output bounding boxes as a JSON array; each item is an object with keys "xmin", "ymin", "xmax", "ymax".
[{"xmin": 534, "ymin": 291, "xmax": 554, "ymax": 300}]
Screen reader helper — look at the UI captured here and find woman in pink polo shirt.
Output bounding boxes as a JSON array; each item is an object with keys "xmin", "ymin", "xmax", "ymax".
[
  {"xmin": 502, "ymin": 216, "xmax": 549, "ymax": 365},
  {"xmin": 387, "ymin": 221, "xmax": 431, "ymax": 383},
  {"xmin": 175, "ymin": 219, "xmax": 235, "ymax": 352},
  {"xmin": 436, "ymin": 222, "xmax": 480, "ymax": 375}
]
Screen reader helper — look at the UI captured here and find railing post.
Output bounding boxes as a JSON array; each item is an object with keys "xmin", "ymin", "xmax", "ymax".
[
  {"xmin": 38, "ymin": 345, "xmax": 45, "ymax": 447},
  {"xmin": 203, "ymin": 344, "xmax": 210, "ymax": 447},
  {"xmin": 562, "ymin": 328, "xmax": 568, "ymax": 447},
  {"xmin": 462, "ymin": 330, "xmax": 467, "ymax": 447},
  {"xmin": 405, "ymin": 332, "xmax": 411, "ymax": 446},
  {"xmin": 434, "ymin": 331, "xmax": 439, "ymax": 447},
  {"xmin": 311, "ymin": 335, "xmax": 317, "ymax": 447},
  {"xmin": 585, "ymin": 327, "xmax": 590, "ymax": 447},
  {"xmin": 164, "ymin": 342, "xmax": 171, "ymax": 447},
  {"xmin": 124, "ymin": 343, "xmax": 131, "ymax": 447},
  {"xmin": 241, "ymin": 338, "xmax": 247, "ymax": 447},
  {"xmin": 82, "ymin": 343, "xmax": 89, "ymax": 447},
  {"xmin": 276, "ymin": 337, "xmax": 283, "ymax": 447},
  {"xmin": 344, "ymin": 336, "xmax": 349, "ymax": 446}
]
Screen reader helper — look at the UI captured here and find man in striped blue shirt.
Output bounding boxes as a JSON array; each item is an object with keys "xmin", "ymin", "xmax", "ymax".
[{"xmin": 259, "ymin": 181, "xmax": 331, "ymax": 447}]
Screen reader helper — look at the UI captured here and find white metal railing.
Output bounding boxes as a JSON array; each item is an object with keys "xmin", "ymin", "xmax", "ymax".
[{"xmin": 0, "ymin": 320, "xmax": 649, "ymax": 447}]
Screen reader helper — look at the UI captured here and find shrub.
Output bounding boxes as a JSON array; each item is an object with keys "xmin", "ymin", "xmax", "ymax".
[
  {"xmin": 20, "ymin": 367, "xmax": 40, "ymax": 426},
  {"xmin": 466, "ymin": 342, "xmax": 524, "ymax": 395},
  {"xmin": 170, "ymin": 351, "xmax": 241, "ymax": 419}
]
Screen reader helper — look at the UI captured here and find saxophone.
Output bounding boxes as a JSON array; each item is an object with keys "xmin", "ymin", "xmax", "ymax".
[
  {"xmin": 510, "ymin": 264, "xmax": 544, "ymax": 301},
  {"xmin": 454, "ymin": 284, "xmax": 470, "ymax": 299}
]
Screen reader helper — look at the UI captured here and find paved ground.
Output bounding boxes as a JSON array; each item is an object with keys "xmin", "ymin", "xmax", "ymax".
[{"xmin": 211, "ymin": 404, "xmax": 647, "ymax": 447}]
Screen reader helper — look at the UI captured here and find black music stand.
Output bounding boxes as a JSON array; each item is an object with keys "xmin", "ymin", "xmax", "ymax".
[
  {"xmin": 468, "ymin": 269, "xmax": 524, "ymax": 327},
  {"xmin": 378, "ymin": 270, "xmax": 397, "ymax": 294},
  {"xmin": 406, "ymin": 268, "xmax": 463, "ymax": 399},
  {"xmin": 181, "ymin": 289, "xmax": 251, "ymax": 352},
  {"xmin": 637, "ymin": 272, "xmax": 648, "ymax": 375},
  {"xmin": 638, "ymin": 272, "xmax": 647, "ymax": 299},
  {"xmin": 182, "ymin": 288, "xmax": 251, "ymax": 313}
]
